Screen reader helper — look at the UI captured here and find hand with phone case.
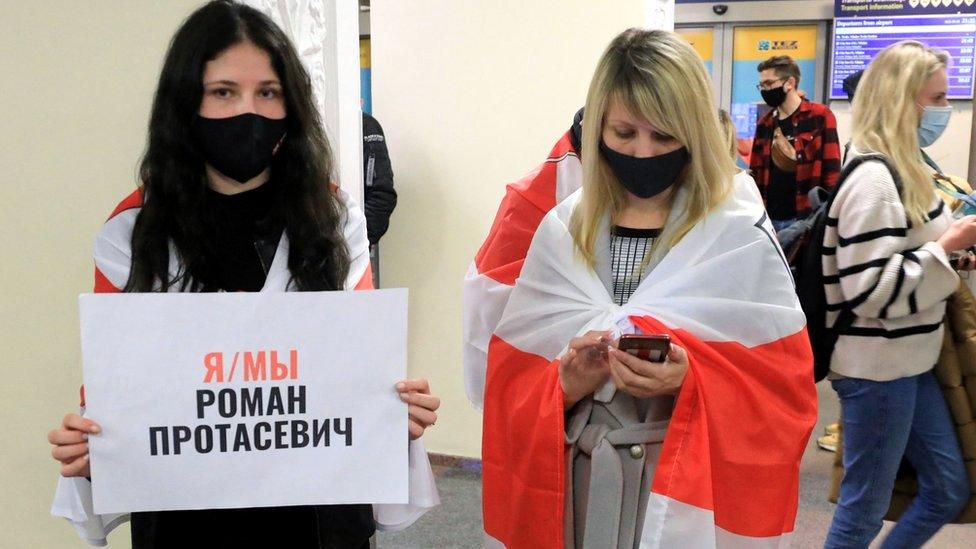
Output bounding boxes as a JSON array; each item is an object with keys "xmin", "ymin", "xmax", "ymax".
[
  {"xmin": 948, "ymin": 246, "xmax": 976, "ymax": 271},
  {"xmin": 608, "ymin": 334, "xmax": 689, "ymax": 398},
  {"xmin": 559, "ymin": 331, "xmax": 613, "ymax": 409}
]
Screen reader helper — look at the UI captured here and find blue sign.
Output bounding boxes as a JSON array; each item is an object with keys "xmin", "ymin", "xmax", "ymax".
[
  {"xmin": 830, "ymin": 14, "xmax": 976, "ymax": 100},
  {"xmin": 835, "ymin": 0, "xmax": 975, "ymax": 18}
]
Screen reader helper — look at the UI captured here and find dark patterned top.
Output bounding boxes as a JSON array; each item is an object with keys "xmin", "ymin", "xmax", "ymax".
[{"xmin": 610, "ymin": 226, "xmax": 663, "ymax": 306}]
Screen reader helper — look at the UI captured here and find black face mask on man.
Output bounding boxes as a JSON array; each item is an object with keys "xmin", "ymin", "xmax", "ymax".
[
  {"xmin": 760, "ymin": 85, "xmax": 787, "ymax": 108},
  {"xmin": 193, "ymin": 113, "xmax": 288, "ymax": 183},
  {"xmin": 599, "ymin": 140, "xmax": 689, "ymax": 199}
]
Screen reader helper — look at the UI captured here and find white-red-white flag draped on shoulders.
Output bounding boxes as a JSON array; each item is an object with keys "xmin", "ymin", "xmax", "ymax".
[
  {"xmin": 480, "ymin": 169, "xmax": 817, "ymax": 548},
  {"xmin": 52, "ymin": 186, "xmax": 438, "ymax": 546},
  {"xmin": 462, "ymin": 132, "xmax": 583, "ymax": 410}
]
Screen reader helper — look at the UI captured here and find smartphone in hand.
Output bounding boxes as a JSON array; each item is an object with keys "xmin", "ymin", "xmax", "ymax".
[{"xmin": 617, "ymin": 334, "xmax": 670, "ymax": 363}]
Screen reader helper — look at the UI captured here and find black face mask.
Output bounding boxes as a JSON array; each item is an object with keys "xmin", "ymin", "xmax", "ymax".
[
  {"xmin": 599, "ymin": 140, "xmax": 689, "ymax": 199},
  {"xmin": 193, "ymin": 113, "xmax": 288, "ymax": 183},
  {"xmin": 760, "ymin": 86, "xmax": 787, "ymax": 108}
]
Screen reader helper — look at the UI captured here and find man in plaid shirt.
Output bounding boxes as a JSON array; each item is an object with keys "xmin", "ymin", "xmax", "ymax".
[{"xmin": 750, "ymin": 55, "xmax": 841, "ymax": 232}]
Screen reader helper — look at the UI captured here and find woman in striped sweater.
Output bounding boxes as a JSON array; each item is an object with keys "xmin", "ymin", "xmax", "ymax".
[{"xmin": 823, "ymin": 41, "xmax": 972, "ymax": 548}]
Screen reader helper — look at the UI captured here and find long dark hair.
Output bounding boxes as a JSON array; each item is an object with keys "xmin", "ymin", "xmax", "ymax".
[{"xmin": 126, "ymin": 0, "xmax": 350, "ymax": 292}]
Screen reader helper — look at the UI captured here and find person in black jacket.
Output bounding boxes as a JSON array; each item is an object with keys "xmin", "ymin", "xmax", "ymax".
[{"xmin": 362, "ymin": 113, "xmax": 397, "ymax": 246}]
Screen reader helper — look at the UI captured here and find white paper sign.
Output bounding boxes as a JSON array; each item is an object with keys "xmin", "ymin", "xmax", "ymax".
[{"xmin": 79, "ymin": 289, "xmax": 408, "ymax": 514}]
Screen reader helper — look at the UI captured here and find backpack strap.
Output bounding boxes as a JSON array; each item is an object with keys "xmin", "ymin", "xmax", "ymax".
[
  {"xmin": 921, "ymin": 149, "xmax": 942, "ymax": 174},
  {"xmin": 833, "ymin": 308, "xmax": 857, "ymax": 339},
  {"xmin": 835, "ymin": 153, "xmax": 903, "ymax": 197},
  {"xmin": 823, "ymin": 153, "xmax": 902, "ymax": 339}
]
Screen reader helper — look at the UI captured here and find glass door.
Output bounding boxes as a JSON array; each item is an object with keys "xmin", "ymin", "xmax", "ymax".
[
  {"xmin": 675, "ymin": 26, "xmax": 725, "ymax": 104},
  {"xmin": 678, "ymin": 21, "xmax": 828, "ymax": 166},
  {"xmin": 728, "ymin": 24, "xmax": 825, "ymax": 164}
]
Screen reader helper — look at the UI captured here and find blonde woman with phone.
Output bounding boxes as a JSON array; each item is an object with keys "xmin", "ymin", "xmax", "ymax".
[{"xmin": 478, "ymin": 29, "xmax": 817, "ymax": 548}]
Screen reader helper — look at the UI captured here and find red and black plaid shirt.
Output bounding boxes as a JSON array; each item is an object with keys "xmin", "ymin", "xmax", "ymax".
[{"xmin": 749, "ymin": 99, "xmax": 841, "ymax": 216}]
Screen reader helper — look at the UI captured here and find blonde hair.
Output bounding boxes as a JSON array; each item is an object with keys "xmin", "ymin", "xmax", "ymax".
[
  {"xmin": 569, "ymin": 29, "xmax": 736, "ymax": 268},
  {"xmin": 718, "ymin": 109, "xmax": 739, "ymax": 163},
  {"xmin": 851, "ymin": 40, "xmax": 948, "ymax": 226}
]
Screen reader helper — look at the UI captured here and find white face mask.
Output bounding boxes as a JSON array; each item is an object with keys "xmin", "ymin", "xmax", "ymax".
[{"xmin": 917, "ymin": 103, "xmax": 952, "ymax": 148}]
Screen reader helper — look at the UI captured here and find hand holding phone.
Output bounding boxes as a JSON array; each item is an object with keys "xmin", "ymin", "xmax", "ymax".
[
  {"xmin": 949, "ymin": 246, "xmax": 976, "ymax": 270},
  {"xmin": 609, "ymin": 334, "xmax": 688, "ymax": 398},
  {"xmin": 617, "ymin": 334, "xmax": 671, "ymax": 362},
  {"xmin": 559, "ymin": 331, "xmax": 613, "ymax": 408}
]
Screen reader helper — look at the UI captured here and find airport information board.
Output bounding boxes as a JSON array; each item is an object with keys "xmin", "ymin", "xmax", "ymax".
[{"xmin": 830, "ymin": 14, "xmax": 976, "ymax": 99}]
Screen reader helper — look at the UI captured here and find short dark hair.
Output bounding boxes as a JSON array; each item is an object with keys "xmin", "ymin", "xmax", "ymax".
[
  {"xmin": 757, "ymin": 55, "xmax": 801, "ymax": 87},
  {"xmin": 842, "ymin": 69, "xmax": 864, "ymax": 101}
]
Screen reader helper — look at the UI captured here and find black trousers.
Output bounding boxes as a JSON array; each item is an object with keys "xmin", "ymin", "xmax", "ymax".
[{"xmin": 131, "ymin": 504, "xmax": 375, "ymax": 548}]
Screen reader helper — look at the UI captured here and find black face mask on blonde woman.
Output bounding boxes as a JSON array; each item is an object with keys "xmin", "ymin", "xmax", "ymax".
[{"xmin": 598, "ymin": 140, "xmax": 688, "ymax": 199}]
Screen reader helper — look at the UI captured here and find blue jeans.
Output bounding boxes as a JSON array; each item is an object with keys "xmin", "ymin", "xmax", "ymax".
[
  {"xmin": 825, "ymin": 372, "xmax": 968, "ymax": 548},
  {"xmin": 771, "ymin": 218, "xmax": 797, "ymax": 233}
]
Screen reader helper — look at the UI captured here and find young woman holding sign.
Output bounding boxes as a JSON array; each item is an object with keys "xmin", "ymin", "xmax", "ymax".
[{"xmin": 46, "ymin": 2, "xmax": 440, "ymax": 547}]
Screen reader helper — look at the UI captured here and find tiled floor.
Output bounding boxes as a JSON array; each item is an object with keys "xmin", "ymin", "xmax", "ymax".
[{"xmin": 379, "ymin": 383, "xmax": 976, "ymax": 548}]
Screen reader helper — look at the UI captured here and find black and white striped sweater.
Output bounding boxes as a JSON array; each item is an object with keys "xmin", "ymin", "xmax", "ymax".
[{"xmin": 823, "ymin": 150, "xmax": 958, "ymax": 381}]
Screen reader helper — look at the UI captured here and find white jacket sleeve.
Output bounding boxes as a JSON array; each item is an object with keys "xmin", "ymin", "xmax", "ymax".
[
  {"xmin": 51, "ymin": 475, "xmax": 128, "ymax": 547},
  {"xmin": 373, "ymin": 438, "xmax": 440, "ymax": 531}
]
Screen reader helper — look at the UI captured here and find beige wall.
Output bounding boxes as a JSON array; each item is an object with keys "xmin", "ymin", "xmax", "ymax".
[
  {"xmin": 0, "ymin": 1, "xmax": 203, "ymax": 546},
  {"xmin": 371, "ymin": 0, "xmax": 649, "ymax": 458}
]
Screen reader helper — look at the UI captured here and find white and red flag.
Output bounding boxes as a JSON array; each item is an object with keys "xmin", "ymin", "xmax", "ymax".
[
  {"xmin": 462, "ymin": 132, "xmax": 582, "ymax": 409},
  {"xmin": 471, "ymin": 140, "xmax": 817, "ymax": 546},
  {"xmin": 91, "ymin": 186, "xmax": 374, "ymax": 294},
  {"xmin": 52, "ymin": 187, "xmax": 438, "ymax": 545}
]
